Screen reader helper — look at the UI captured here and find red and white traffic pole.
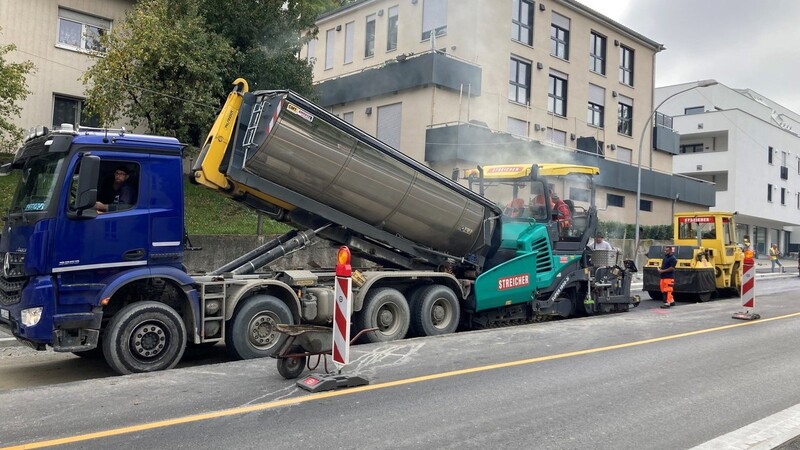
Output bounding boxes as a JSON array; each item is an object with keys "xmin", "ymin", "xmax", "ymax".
[
  {"xmin": 297, "ymin": 245, "xmax": 369, "ymax": 392},
  {"xmin": 332, "ymin": 246, "xmax": 353, "ymax": 370},
  {"xmin": 733, "ymin": 248, "xmax": 760, "ymax": 320}
]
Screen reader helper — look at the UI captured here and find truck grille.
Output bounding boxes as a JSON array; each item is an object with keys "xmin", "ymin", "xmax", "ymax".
[{"xmin": 0, "ymin": 252, "xmax": 26, "ymax": 306}]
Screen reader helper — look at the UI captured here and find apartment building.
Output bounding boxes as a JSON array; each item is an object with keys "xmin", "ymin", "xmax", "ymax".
[
  {"xmin": 0, "ymin": 0, "xmax": 133, "ymax": 131},
  {"xmin": 303, "ymin": 0, "xmax": 715, "ymax": 225},
  {"xmin": 656, "ymin": 82, "xmax": 800, "ymax": 255}
]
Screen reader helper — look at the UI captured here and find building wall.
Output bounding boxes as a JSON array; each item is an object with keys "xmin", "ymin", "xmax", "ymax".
[
  {"xmin": 0, "ymin": 0, "xmax": 133, "ymax": 131},
  {"xmin": 657, "ymin": 83, "xmax": 800, "ymax": 252},
  {"xmin": 306, "ymin": 0, "xmax": 683, "ymax": 224}
]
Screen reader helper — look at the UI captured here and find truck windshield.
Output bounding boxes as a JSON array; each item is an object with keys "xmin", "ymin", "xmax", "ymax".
[
  {"xmin": 678, "ymin": 218, "xmax": 716, "ymax": 240},
  {"xmin": 9, "ymin": 154, "xmax": 65, "ymax": 214}
]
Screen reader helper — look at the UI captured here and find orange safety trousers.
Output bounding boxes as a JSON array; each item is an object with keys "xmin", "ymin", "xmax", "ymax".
[{"xmin": 660, "ymin": 278, "xmax": 674, "ymax": 304}]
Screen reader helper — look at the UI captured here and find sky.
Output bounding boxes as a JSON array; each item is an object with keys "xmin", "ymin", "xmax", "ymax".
[{"xmin": 577, "ymin": 0, "xmax": 800, "ymax": 112}]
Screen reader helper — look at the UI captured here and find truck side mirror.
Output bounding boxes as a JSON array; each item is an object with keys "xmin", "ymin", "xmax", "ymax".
[{"xmin": 72, "ymin": 155, "xmax": 100, "ymax": 215}]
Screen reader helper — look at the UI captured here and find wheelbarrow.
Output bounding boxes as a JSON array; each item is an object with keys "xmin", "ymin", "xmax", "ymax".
[{"xmin": 273, "ymin": 324, "xmax": 376, "ymax": 379}]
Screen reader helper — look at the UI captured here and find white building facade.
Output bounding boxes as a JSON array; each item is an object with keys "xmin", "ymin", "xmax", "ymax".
[{"xmin": 656, "ymin": 82, "xmax": 800, "ymax": 256}]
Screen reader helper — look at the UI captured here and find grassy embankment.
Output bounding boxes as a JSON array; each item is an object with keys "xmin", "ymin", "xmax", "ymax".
[{"xmin": 0, "ymin": 173, "xmax": 288, "ymax": 235}]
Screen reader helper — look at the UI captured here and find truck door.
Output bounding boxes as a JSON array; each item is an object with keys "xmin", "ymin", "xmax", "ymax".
[{"xmin": 51, "ymin": 155, "xmax": 151, "ymax": 276}]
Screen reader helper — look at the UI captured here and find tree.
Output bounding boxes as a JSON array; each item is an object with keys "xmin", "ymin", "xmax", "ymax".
[
  {"xmin": 0, "ymin": 27, "xmax": 35, "ymax": 153},
  {"xmin": 82, "ymin": 0, "xmax": 233, "ymax": 145},
  {"xmin": 195, "ymin": 0, "xmax": 338, "ymax": 97}
]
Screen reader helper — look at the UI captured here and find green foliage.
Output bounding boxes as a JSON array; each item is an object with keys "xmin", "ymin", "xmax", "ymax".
[
  {"xmin": 195, "ymin": 0, "xmax": 322, "ymax": 96},
  {"xmin": 0, "ymin": 28, "xmax": 35, "ymax": 153},
  {"xmin": 82, "ymin": 0, "xmax": 232, "ymax": 146},
  {"xmin": 598, "ymin": 221, "xmax": 673, "ymax": 241},
  {"xmin": 183, "ymin": 178, "xmax": 290, "ymax": 235}
]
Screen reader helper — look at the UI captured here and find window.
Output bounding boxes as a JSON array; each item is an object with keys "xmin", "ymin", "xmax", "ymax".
[
  {"xmin": 343, "ymin": 22, "xmax": 355, "ymax": 64},
  {"xmin": 619, "ymin": 45, "xmax": 634, "ymax": 86},
  {"xmin": 550, "ymin": 13, "xmax": 570, "ymax": 59},
  {"xmin": 639, "ymin": 199, "xmax": 652, "ymax": 212},
  {"xmin": 512, "ymin": 0, "xmax": 534, "ymax": 46},
  {"xmin": 509, "ymin": 57, "xmax": 531, "ymax": 104},
  {"xmin": 768, "ymin": 184, "xmax": 773, "ymax": 202},
  {"xmin": 387, "ymin": 6, "xmax": 399, "ymax": 51},
  {"xmin": 797, "ymin": 192, "xmax": 800, "ymax": 209},
  {"xmin": 57, "ymin": 8, "xmax": 110, "ymax": 53},
  {"xmin": 680, "ymin": 144, "xmax": 703, "ymax": 154},
  {"xmin": 422, "ymin": 0, "xmax": 448, "ymax": 40},
  {"xmin": 342, "ymin": 112, "xmax": 354, "ymax": 124},
  {"xmin": 377, "ymin": 103, "xmax": 402, "ymax": 150},
  {"xmin": 548, "ymin": 72, "xmax": 567, "ymax": 116},
  {"xmin": 547, "ymin": 128, "xmax": 567, "ymax": 147},
  {"xmin": 569, "ymin": 187, "xmax": 590, "ymax": 202},
  {"xmin": 781, "ymin": 187, "xmax": 786, "ymax": 205},
  {"xmin": 93, "ymin": 161, "xmax": 139, "ymax": 213},
  {"xmin": 589, "ymin": 32, "xmax": 606, "ymax": 75},
  {"xmin": 306, "ymin": 39, "xmax": 316, "ymax": 63},
  {"xmin": 617, "ymin": 146, "xmax": 632, "ymax": 163},
  {"xmin": 607, "ymin": 193, "xmax": 624, "ymax": 207},
  {"xmin": 587, "ymin": 104, "xmax": 604, "ymax": 127},
  {"xmin": 365, "ymin": 15, "xmax": 376, "ymax": 58},
  {"xmin": 617, "ymin": 95, "xmax": 633, "ymax": 136},
  {"xmin": 508, "ymin": 117, "xmax": 528, "ymax": 137},
  {"xmin": 325, "ymin": 28, "xmax": 335, "ymax": 69},
  {"xmin": 587, "ymin": 84, "xmax": 605, "ymax": 127},
  {"xmin": 768, "ymin": 146, "xmax": 774, "ymax": 164},
  {"xmin": 684, "ymin": 106, "xmax": 704, "ymax": 115},
  {"xmin": 53, "ymin": 95, "xmax": 100, "ymax": 129}
]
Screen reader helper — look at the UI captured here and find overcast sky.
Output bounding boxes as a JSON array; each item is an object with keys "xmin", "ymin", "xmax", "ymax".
[{"xmin": 578, "ymin": 0, "xmax": 800, "ymax": 112}]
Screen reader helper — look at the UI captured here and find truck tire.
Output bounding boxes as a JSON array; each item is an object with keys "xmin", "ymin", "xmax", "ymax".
[
  {"xmin": 102, "ymin": 301, "xmax": 187, "ymax": 375},
  {"xmin": 647, "ymin": 290, "xmax": 663, "ymax": 301},
  {"xmin": 226, "ymin": 294, "xmax": 292, "ymax": 360},
  {"xmin": 410, "ymin": 285, "xmax": 460, "ymax": 337},
  {"xmin": 355, "ymin": 288, "xmax": 410, "ymax": 343}
]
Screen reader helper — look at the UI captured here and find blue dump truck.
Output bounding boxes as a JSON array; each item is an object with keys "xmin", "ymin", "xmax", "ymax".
[{"xmin": 0, "ymin": 79, "xmax": 638, "ymax": 375}]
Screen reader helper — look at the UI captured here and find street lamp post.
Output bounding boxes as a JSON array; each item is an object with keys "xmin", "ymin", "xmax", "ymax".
[{"xmin": 633, "ymin": 79, "xmax": 718, "ymax": 264}]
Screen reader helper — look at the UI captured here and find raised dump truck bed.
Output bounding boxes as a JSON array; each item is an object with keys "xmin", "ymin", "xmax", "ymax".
[{"xmin": 195, "ymin": 86, "xmax": 501, "ymax": 271}]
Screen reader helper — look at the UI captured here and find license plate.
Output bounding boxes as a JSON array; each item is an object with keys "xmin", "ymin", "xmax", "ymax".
[{"xmin": 0, "ymin": 309, "xmax": 8, "ymax": 320}]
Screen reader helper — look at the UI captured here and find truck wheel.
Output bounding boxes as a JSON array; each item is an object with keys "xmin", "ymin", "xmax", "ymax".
[
  {"xmin": 277, "ymin": 345, "xmax": 307, "ymax": 379},
  {"xmin": 355, "ymin": 288, "xmax": 410, "ymax": 343},
  {"xmin": 226, "ymin": 294, "xmax": 292, "ymax": 360},
  {"xmin": 102, "ymin": 301, "xmax": 187, "ymax": 375},
  {"xmin": 647, "ymin": 290, "xmax": 663, "ymax": 301},
  {"xmin": 410, "ymin": 285, "xmax": 460, "ymax": 337}
]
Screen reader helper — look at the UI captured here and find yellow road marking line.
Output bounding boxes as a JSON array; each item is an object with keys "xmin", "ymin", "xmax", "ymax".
[{"xmin": 4, "ymin": 311, "xmax": 799, "ymax": 450}]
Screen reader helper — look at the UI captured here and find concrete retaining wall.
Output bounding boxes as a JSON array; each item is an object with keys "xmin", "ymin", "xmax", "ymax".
[
  {"xmin": 183, "ymin": 235, "xmax": 373, "ymax": 274},
  {"xmin": 183, "ymin": 235, "xmax": 669, "ymax": 274}
]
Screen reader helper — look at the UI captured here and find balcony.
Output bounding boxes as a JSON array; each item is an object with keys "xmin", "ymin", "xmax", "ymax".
[{"xmin": 315, "ymin": 51, "xmax": 482, "ymax": 108}]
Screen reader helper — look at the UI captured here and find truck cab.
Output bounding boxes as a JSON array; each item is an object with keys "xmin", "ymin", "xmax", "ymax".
[{"xmin": 0, "ymin": 125, "xmax": 193, "ymax": 368}]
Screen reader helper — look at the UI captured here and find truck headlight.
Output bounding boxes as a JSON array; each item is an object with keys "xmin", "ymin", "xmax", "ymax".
[{"xmin": 21, "ymin": 307, "xmax": 43, "ymax": 327}]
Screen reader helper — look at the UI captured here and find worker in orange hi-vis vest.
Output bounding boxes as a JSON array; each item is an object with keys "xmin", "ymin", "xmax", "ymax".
[{"xmin": 658, "ymin": 246, "xmax": 677, "ymax": 308}]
